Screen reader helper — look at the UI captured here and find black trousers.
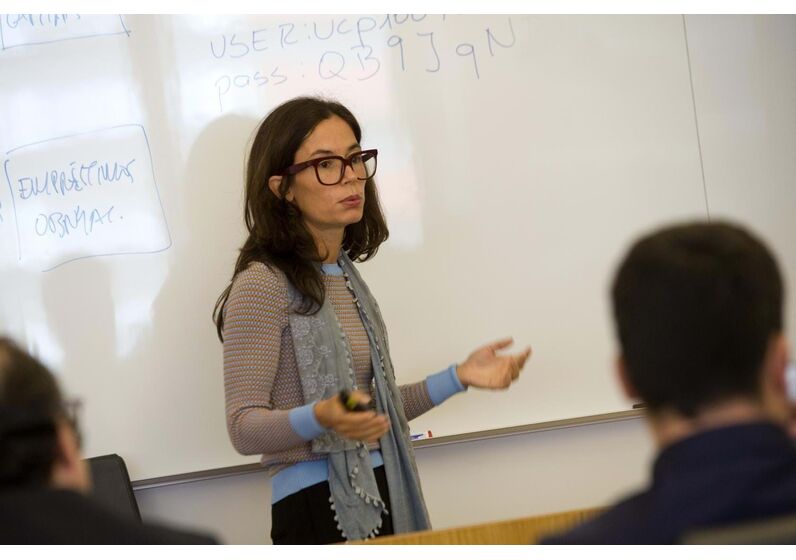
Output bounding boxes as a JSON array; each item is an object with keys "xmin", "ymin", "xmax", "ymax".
[{"xmin": 271, "ymin": 465, "xmax": 395, "ymax": 544}]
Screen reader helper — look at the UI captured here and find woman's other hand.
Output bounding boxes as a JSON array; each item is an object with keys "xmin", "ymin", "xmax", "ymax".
[
  {"xmin": 457, "ymin": 338, "xmax": 532, "ymax": 390},
  {"xmin": 314, "ymin": 390, "xmax": 390, "ymax": 442}
]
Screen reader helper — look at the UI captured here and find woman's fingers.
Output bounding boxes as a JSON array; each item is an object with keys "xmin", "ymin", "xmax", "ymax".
[
  {"xmin": 345, "ymin": 423, "xmax": 389, "ymax": 442},
  {"xmin": 519, "ymin": 346, "xmax": 532, "ymax": 365},
  {"xmin": 511, "ymin": 347, "xmax": 532, "ymax": 378},
  {"xmin": 510, "ymin": 361, "xmax": 521, "ymax": 380},
  {"xmin": 337, "ymin": 413, "xmax": 384, "ymax": 431},
  {"xmin": 358, "ymin": 423, "xmax": 390, "ymax": 442},
  {"xmin": 487, "ymin": 337, "xmax": 514, "ymax": 352},
  {"xmin": 457, "ymin": 342, "xmax": 532, "ymax": 390},
  {"xmin": 333, "ymin": 411, "xmax": 390, "ymax": 441}
]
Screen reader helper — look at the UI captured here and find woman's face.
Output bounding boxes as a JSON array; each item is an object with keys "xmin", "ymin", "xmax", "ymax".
[{"xmin": 281, "ymin": 115, "xmax": 366, "ymax": 241}]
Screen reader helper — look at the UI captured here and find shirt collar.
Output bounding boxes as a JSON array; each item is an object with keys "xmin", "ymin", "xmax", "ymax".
[{"xmin": 652, "ymin": 421, "xmax": 794, "ymax": 484}]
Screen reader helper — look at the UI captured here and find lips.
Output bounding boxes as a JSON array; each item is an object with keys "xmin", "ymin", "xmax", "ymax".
[{"xmin": 341, "ymin": 195, "xmax": 362, "ymax": 204}]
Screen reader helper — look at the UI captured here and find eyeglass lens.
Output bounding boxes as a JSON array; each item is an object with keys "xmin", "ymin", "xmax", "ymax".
[{"xmin": 63, "ymin": 399, "xmax": 83, "ymax": 448}]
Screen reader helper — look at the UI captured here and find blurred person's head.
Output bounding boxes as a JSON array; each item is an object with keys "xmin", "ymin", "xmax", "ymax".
[
  {"xmin": 0, "ymin": 337, "xmax": 89, "ymax": 493},
  {"xmin": 611, "ymin": 221, "xmax": 790, "ymax": 436}
]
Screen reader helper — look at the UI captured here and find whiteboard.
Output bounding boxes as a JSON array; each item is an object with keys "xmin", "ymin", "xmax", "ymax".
[{"xmin": 1, "ymin": 14, "xmax": 793, "ymax": 482}]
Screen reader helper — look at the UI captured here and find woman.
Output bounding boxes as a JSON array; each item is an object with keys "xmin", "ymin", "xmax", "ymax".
[{"xmin": 214, "ymin": 97, "xmax": 531, "ymax": 544}]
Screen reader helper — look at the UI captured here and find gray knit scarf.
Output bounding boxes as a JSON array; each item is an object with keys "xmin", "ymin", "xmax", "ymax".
[{"xmin": 286, "ymin": 253, "xmax": 431, "ymax": 541}]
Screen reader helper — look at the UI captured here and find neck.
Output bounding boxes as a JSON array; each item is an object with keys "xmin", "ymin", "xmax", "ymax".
[
  {"xmin": 648, "ymin": 398, "xmax": 772, "ymax": 449},
  {"xmin": 308, "ymin": 225, "xmax": 344, "ymax": 264}
]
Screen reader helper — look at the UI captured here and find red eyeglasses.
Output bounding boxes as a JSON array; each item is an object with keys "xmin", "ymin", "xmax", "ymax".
[{"xmin": 281, "ymin": 149, "xmax": 378, "ymax": 186}]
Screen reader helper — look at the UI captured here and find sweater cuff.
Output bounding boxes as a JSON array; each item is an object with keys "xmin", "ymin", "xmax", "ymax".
[
  {"xmin": 288, "ymin": 402, "xmax": 327, "ymax": 441},
  {"xmin": 426, "ymin": 365, "xmax": 467, "ymax": 406}
]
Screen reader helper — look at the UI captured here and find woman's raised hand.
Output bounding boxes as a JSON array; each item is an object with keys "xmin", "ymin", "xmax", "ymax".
[{"xmin": 456, "ymin": 338, "xmax": 532, "ymax": 390}]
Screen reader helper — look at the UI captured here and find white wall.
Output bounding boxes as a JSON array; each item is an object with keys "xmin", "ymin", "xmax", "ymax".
[{"xmin": 134, "ymin": 416, "xmax": 653, "ymax": 544}]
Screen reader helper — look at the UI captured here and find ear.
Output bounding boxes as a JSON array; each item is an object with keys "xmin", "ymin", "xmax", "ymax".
[
  {"xmin": 50, "ymin": 420, "xmax": 91, "ymax": 493},
  {"xmin": 268, "ymin": 175, "xmax": 293, "ymax": 202},
  {"xmin": 763, "ymin": 333, "xmax": 789, "ymax": 398},
  {"xmin": 616, "ymin": 355, "xmax": 641, "ymax": 400}
]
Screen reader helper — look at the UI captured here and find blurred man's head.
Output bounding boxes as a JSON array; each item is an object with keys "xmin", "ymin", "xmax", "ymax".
[
  {"xmin": 611, "ymin": 221, "xmax": 789, "ymax": 425},
  {"xmin": 0, "ymin": 338, "xmax": 89, "ymax": 493}
]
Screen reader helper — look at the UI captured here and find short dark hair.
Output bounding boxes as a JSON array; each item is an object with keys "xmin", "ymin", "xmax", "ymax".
[
  {"xmin": 0, "ymin": 338, "xmax": 65, "ymax": 487},
  {"xmin": 611, "ymin": 221, "xmax": 784, "ymax": 417}
]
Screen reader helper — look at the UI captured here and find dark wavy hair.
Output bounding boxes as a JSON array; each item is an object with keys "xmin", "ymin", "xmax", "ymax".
[
  {"xmin": 0, "ymin": 337, "xmax": 65, "ymax": 487},
  {"xmin": 213, "ymin": 97, "xmax": 389, "ymax": 341},
  {"xmin": 611, "ymin": 221, "xmax": 784, "ymax": 417}
]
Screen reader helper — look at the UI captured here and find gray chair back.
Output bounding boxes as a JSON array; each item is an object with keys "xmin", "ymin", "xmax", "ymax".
[{"xmin": 86, "ymin": 454, "xmax": 142, "ymax": 522}]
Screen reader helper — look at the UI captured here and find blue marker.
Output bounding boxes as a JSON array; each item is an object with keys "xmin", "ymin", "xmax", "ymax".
[{"xmin": 410, "ymin": 431, "xmax": 433, "ymax": 441}]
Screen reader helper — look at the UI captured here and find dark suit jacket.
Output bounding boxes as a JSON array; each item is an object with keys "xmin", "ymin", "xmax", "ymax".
[
  {"xmin": 544, "ymin": 422, "xmax": 796, "ymax": 544},
  {"xmin": 0, "ymin": 487, "xmax": 218, "ymax": 544}
]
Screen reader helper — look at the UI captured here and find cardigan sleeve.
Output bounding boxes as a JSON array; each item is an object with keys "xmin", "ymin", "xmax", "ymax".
[
  {"xmin": 222, "ymin": 263, "xmax": 326, "ymax": 455},
  {"xmin": 399, "ymin": 366, "xmax": 467, "ymax": 421}
]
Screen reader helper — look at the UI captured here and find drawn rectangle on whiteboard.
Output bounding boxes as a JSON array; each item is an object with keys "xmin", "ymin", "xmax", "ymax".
[
  {"xmin": 3, "ymin": 124, "xmax": 171, "ymax": 271},
  {"xmin": 0, "ymin": 14, "xmax": 128, "ymax": 50}
]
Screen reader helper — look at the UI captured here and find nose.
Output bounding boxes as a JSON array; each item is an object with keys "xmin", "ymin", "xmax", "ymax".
[{"xmin": 341, "ymin": 160, "xmax": 358, "ymax": 183}]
